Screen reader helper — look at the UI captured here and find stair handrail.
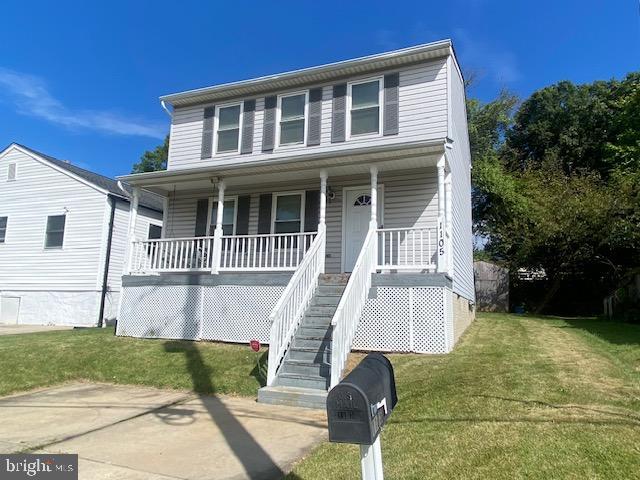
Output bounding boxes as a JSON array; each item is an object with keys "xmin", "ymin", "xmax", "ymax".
[
  {"xmin": 266, "ymin": 226, "xmax": 326, "ymax": 386},
  {"xmin": 330, "ymin": 227, "xmax": 377, "ymax": 388}
]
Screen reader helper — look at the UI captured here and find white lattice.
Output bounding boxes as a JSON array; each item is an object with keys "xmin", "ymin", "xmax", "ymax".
[
  {"xmin": 201, "ymin": 286, "xmax": 284, "ymax": 343},
  {"xmin": 118, "ymin": 286, "xmax": 201, "ymax": 340},
  {"xmin": 412, "ymin": 287, "xmax": 447, "ymax": 353},
  {"xmin": 353, "ymin": 286, "xmax": 448, "ymax": 354},
  {"xmin": 353, "ymin": 288, "xmax": 411, "ymax": 351}
]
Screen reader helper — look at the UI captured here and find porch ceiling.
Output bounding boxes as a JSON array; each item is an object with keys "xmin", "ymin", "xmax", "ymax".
[{"xmin": 118, "ymin": 140, "xmax": 445, "ymax": 195}]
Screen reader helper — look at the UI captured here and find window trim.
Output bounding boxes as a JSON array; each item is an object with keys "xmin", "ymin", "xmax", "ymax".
[
  {"xmin": 275, "ymin": 90, "xmax": 309, "ymax": 148},
  {"xmin": 0, "ymin": 216, "xmax": 7, "ymax": 244},
  {"xmin": 271, "ymin": 191, "xmax": 306, "ymax": 234},
  {"xmin": 213, "ymin": 102, "xmax": 244, "ymax": 155},
  {"xmin": 44, "ymin": 214, "xmax": 66, "ymax": 250},
  {"xmin": 207, "ymin": 195, "xmax": 238, "ymax": 236},
  {"xmin": 346, "ymin": 77, "xmax": 384, "ymax": 140},
  {"xmin": 7, "ymin": 163, "xmax": 17, "ymax": 182}
]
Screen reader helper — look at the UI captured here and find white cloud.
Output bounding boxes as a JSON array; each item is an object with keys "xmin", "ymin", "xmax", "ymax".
[
  {"xmin": 0, "ymin": 68, "xmax": 165, "ymax": 139},
  {"xmin": 453, "ymin": 28, "xmax": 522, "ymax": 84}
]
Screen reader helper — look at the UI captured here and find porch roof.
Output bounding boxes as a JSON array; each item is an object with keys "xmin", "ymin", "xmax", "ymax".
[{"xmin": 117, "ymin": 139, "xmax": 445, "ymax": 195}]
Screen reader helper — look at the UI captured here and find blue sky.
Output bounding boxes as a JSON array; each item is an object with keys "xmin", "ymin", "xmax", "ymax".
[{"xmin": 0, "ymin": 1, "xmax": 638, "ymax": 178}]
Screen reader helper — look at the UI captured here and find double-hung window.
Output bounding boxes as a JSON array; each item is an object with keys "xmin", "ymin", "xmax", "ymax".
[
  {"xmin": 0, "ymin": 217, "xmax": 7, "ymax": 243},
  {"xmin": 279, "ymin": 93, "xmax": 306, "ymax": 145},
  {"xmin": 45, "ymin": 215, "xmax": 66, "ymax": 249},
  {"xmin": 148, "ymin": 224, "xmax": 162, "ymax": 240},
  {"xmin": 273, "ymin": 193, "xmax": 303, "ymax": 234},
  {"xmin": 216, "ymin": 104, "xmax": 242, "ymax": 153},
  {"xmin": 349, "ymin": 79, "xmax": 382, "ymax": 136},
  {"xmin": 209, "ymin": 198, "xmax": 237, "ymax": 235}
]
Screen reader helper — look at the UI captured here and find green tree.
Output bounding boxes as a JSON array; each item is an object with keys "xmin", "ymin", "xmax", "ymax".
[{"xmin": 132, "ymin": 135, "xmax": 169, "ymax": 173}]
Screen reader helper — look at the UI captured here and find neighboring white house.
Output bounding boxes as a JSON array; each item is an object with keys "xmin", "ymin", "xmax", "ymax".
[
  {"xmin": 0, "ymin": 143, "xmax": 163, "ymax": 327},
  {"xmin": 116, "ymin": 39, "xmax": 475, "ymax": 406}
]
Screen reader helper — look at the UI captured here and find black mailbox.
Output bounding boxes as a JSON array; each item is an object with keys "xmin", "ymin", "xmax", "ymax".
[{"xmin": 326, "ymin": 352, "xmax": 397, "ymax": 445}]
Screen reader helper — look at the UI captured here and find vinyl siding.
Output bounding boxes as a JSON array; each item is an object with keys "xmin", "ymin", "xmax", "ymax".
[
  {"xmin": 447, "ymin": 57, "xmax": 475, "ymax": 302},
  {"xmin": 0, "ymin": 148, "xmax": 107, "ymax": 291},
  {"xmin": 164, "ymin": 168, "xmax": 438, "ymax": 273},
  {"xmin": 167, "ymin": 59, "xmax": 448, "ymax": 170}
]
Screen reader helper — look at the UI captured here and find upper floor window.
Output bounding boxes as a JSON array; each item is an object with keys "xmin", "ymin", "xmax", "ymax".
[
  {"xmin": 45, "ymin": 215, "xmax": 66, "ymax": 249},
  {"xmin": 349, "ymin": 78, "xmax": 382, "ymax": 137},
  {"xmin": 7, "ymin": 163, "xmax": 16, "ymax": 181},
  {"xmin": 216, "ymin": 104, "xmax": 242, "ymax": 153},
  {"xmin": 272, "ymin": 193, "xmax": 303, "ymax": 233},
  {"xmin": 279, "ymin": 92, "xmax": 306, "ymax": 145},
  {"xmin": 0, "ymin": 217, "xmax": 7, "ymax": 243}
]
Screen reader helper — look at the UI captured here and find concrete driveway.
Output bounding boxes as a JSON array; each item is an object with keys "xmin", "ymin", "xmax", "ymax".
[
  {"xmin": 0, "ymin": 324, "xmax": 73, "ymax": 335},
  {"xmin": 0, "ymin": 383, "xmax": 327, "ymax": 479}
]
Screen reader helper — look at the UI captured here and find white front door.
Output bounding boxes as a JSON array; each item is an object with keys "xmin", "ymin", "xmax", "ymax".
[{"xmin": 342, "ymin": 187, "xmax": 382, "ymax": 272}]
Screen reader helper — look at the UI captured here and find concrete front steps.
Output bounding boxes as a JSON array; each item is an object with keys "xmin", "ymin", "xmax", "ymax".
[{"xmin": 258, "ymin": 274, "xmax": 349, "ymax": 409}]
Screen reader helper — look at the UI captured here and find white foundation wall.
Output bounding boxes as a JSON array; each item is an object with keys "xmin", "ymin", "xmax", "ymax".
[{"xmin": 0, "ymin": 290, "xmax": 101, "ymax": 326}]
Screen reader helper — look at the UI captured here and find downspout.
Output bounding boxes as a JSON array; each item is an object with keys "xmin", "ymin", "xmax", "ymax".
[{"xmin": 98, "ymin": 195, "xmax": 117, "ymax": 327}]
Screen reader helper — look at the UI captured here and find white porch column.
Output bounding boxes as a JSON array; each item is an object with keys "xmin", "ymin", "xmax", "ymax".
[
  {"xmin": 369, "ymin": 166, "xmax": 378, "ymax": 229},
  {"xmin": 211, "ymin": 180, "xmax": 225, "ymax": 274},
  {"xmin": 319, "ymin": 170, "xmax": 328, "ymax": 273},
  {"xmin": 126, "ymin": 187, "xmax": 140, "ymax": 274},
  {"xmin": 436, "ymin": 157, "xmax": 446, "ymax": 273},
  {"xmin": 445, "ymin": 170, "xmax": 452, "ymax": 274},
  {"xmin": 161, "ymin": 195, "xmax": 169, "ymax": 239}
]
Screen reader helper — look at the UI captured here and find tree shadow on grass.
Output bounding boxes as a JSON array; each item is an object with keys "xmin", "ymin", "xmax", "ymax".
[
  {"xmin": 551, "ymin": 317, "xmax": 640, "ymax": 346},
  {"xmin": 164, "ymin": 340, "xmax": 284, "ymax": 479}
]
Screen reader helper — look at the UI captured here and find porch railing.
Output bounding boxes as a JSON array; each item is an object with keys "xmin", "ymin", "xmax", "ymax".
[
  {"xmin": 377, "ymin": 227, "xmax": 437, "ymax": 271},
  {"xmin": 266, "ymin": 227, "xmax": 326, "ymax": 385},
  {"xmin": 128, "ymin": 232, "xmax": 317, "ymax": 274},
  {"xmin": 330, "ymin": 227, "xmax": 377, "ymax": 388}
]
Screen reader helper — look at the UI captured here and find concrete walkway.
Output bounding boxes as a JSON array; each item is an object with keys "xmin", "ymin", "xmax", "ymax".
[
  {"xmin": 0, "ymin": 383, "xmax": 327, "ymax": 479},
  {"xmin": 0, "ymin": 324, "xmax": 73, "ymax": 335}
]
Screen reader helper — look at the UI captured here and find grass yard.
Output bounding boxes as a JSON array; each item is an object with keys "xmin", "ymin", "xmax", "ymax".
[
  {"xmin": 0, "ymin": 314, "xmax": 638, "ymax": 478},
  {"xmin": 290, "ymin": 314, "xmax": 640, "ymax": 479},
  {"xmin": 0, "ymin": 327, "xmax": 266, "ymax": 397}
]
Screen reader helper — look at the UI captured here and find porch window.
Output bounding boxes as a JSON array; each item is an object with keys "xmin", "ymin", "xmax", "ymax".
[
  {"xmin": 0, "ymin": 217, "xmax": 7, "ymax": 243},
  {"xmin": 45, "ymin": 215, "xmax": 65, "ymax": 249},
  {"xmin": 279, "ymin": 92, "xmax": 306, "ymax": 145},
  {"xmin": 273, "ymin": 193, "xmax": 303, "ymax": 233},
  {"xmin": 210, "ymin": 198, "xmax": 237, "ymax": 235},
  {"xmin": 349, "ymin": 79, "xmax": 381, "ymax": 136},
  {"xmin": 216, "ymin": 104, "xmax": 241, "ymax": 153},
  {"xmin": 148, "ymin": 224, "xmax": 162, "ymax": 240}
]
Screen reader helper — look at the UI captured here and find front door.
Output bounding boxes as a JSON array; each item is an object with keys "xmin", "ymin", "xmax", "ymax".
[{"xmin": 343, "ymin": 187, "xmax": 382, "ymax": 272}]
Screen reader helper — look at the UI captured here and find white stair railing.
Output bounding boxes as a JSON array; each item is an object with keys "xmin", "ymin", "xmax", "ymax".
[
  {"xmin": 330, "ymin": 227, "xmax": 377, "ymax": 388},
  {"xmin": 266, "ymin": 227, "xmax": 326, "ymax": 386}
]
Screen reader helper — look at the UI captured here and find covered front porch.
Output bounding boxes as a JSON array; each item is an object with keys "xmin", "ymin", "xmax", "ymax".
[{"xmin": 123, "ymin": 146, "xmax": 453, "ymax": 278}]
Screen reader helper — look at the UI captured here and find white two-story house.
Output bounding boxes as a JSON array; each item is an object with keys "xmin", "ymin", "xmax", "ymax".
[
  {"xmin": 117, "ymin": 40, "xmax": 474, "ymax": 407},
  {"xmin": 0, "ymin": 143, "xmax": 163, "ymax": 327}
]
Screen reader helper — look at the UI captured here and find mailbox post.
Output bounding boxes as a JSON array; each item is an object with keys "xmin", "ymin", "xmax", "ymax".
[{"xmin": 326, "ymin": 353, "xmax": 397, "ymax": 480}]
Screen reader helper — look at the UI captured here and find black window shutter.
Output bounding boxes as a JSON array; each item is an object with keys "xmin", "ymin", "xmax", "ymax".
[
  {"xmin": 331, "ymin": 84, "xmax": 347, "ymax": 143},
  {"xmin": 241, "ymin": 100, "xmax": 255, "ymax": 154},
  {"xmin": 304, "ymin": 190, "xmax": 320, "ymax": 232},
  {"xmin": 262, "ymin": 96, "xmax": 277, "ymax": 152},
  {"xmin": 307, "ymin": 88, "xmax": 323, "ymax": 146},
  {"xmin": 201, "ymin": 106, "xmax": 215, "ymax": 158},
  {"xmin": 257, "ymin": 194, "xmax": 273, "ymax": 233},
  {"xmin": 194, "ymin": 199, "xmax": 209, "ymax": 237},
  {"xmin": 236, "ymin": 195, "xmax": 251, "ymax": 235},
  {"xmin": 383, "ymin": 73, "xmax": 400, "ymax": 136}
]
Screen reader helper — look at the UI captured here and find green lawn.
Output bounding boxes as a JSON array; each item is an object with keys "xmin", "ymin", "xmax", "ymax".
[
  {"xmin": 1, "ymin": 315, "xmax": 639, "ymax": 478},
  {"xmin": 290, "ymin": 314, "xmax": 640, "ymax": 479},
  {"xmin": 0, "ymin": 327, "xmax": 266, "ymax": 397}
]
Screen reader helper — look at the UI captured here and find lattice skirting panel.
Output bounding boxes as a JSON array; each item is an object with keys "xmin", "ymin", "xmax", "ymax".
[
  {"xmin": 353, "ymin": 286, "xmax": 453, "ymax": 354},
  {"xmin": 117, "ymin": 285, "xmax": 284, "ymax": 343}
]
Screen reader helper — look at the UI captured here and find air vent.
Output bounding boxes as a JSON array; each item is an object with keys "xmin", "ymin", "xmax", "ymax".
[{"xmin": 7, "ymin": 163, "xmax": 16, "ymax": 181}]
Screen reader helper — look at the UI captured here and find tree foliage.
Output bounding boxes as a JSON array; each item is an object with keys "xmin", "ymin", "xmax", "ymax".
[{"xmin": 132, "ymin": 135, "xmax": 169, "ymax": 173}]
